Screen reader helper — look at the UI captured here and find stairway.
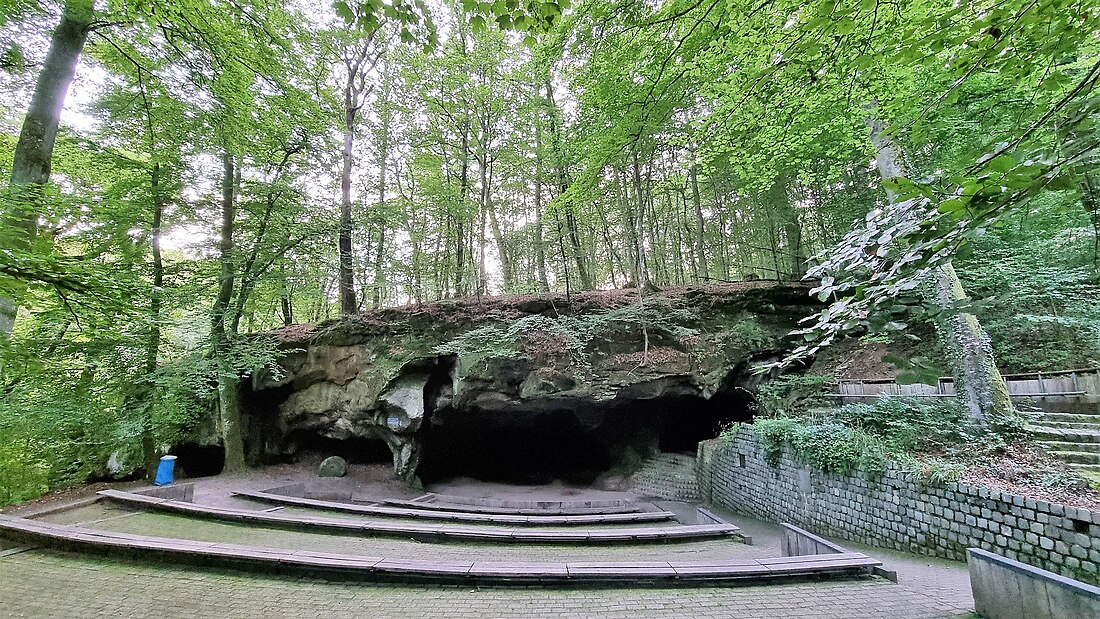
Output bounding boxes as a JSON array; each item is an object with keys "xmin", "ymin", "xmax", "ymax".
[
  {"xmin": 631, "ymin": 452, "xmax": 700, "ymax": 502},
  {"xmin": 1028, "ymin": 410, "xmax": 1100, "ymax": 474}
]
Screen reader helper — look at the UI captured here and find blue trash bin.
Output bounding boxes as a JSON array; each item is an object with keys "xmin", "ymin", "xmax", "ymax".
[{"xmin": 154, "ymin": 455, "xmax": 177, "ymax": 486}]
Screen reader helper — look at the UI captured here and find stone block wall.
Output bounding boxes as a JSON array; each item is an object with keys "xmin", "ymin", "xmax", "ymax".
[{"xmin": 697, "ymin": 427, "xmax": 1100, "ymax": 585}]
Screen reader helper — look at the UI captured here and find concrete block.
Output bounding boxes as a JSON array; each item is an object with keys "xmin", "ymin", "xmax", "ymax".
[{"xmin": 969, "ymin": 548, "xmax": 1100, "ymax": 619}]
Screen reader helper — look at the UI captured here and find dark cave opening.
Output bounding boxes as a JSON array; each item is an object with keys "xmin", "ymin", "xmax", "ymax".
[
  {"xmin": 655, "ymin": 387, "xmax": 758, "ymax": 453},
  {"xmin": 417, "ymin": 407, "xmax": 625, "ymax": 485},
  {"xmin": 282, "ymin": 431, "xmax": 394, "ymax": 465},
  {"xmin": 171, "ymin": 443, "xmax": 225, "ymax": 478},
  {"xmin": 416, "ymin": 382, "xmax": 756, "ymax": 484}
]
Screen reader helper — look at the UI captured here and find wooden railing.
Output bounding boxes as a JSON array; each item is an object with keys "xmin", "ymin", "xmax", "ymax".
[{"xmin": 836, "ymin": 367, "xmax": 1100, "ymax": 401}]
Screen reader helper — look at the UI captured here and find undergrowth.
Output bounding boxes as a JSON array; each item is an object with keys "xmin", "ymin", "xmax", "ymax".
[
  {"xmin": 752, "ymin": 397, "xmax": 1022, "ymax": 484},
  {"xmin": 755, "ymin": 373, "xmax": 835, "ymax": 417},
  {"xmin": 433, "ymin": 300, "xmax": 700, "ymax": 372}
]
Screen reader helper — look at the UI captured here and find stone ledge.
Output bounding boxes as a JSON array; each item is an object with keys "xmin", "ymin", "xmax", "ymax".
[
  {"xmin": 0, "ymin": 514, "xmax": 881, "ymax": 587},
  {"xmin": 237, "ymin": 489, "xmax": 675, "ymax": 525},
  {"xmin": 99, "ymin": 489, "xmax": 737, "ymax": 544}
]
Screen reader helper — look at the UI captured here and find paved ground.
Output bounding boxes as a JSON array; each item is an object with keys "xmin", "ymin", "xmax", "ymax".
[
  {"xmin": 0, "ymin": 473, "xmax": 978, "ymax": 618},
  {"xmin": 0, "ymin": 550, "xmax": 974, "ymax": 618}
]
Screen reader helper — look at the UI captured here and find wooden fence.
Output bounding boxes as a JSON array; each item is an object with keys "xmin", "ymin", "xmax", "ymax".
[{"xmin": 836, "ymin": 368, "xmax": 1100, "ymax": 405}]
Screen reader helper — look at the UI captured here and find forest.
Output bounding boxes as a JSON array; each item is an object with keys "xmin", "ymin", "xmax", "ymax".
[{"xmin": 0, "ymin": 0, "xmax": 1098, "ymax": 503}]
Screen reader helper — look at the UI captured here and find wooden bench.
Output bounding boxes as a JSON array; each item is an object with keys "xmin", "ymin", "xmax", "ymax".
[
  {"xmin": 426, "ymin": 493, "xmax": 634, "ymax": 510},
  {"xmin": 378, "ymin": 497, "xmax": 643, "ymax": 516},
  {"xmin": 0, "ymin": 514, "xmax": 880, "ymax": 586},
  {"xmin": 97, "ymin": 490, "xmax": 737, "ymax": 544},
  {"xmin": 234, "ymin": 490, "xmax": 673, "ymax": 524}
]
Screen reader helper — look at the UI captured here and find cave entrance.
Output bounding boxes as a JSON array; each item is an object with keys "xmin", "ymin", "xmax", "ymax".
[
  {"xmin": 416, "ymin": 386, "xmax": 756, "ymax": 485},
  {"xmin": 654, "ymin": 387, "xmax": 757, "ymax": 454},
  {"xmin": 417, "ymin": 408, "xmax": 623, "ymax": 485},
  {"xmin": 171, "ymin": 443, "xmax": 225, "ymax": 478},
  {"xmin": 283, "ymin": 431, "xmax": 394, "ymax": 466}
]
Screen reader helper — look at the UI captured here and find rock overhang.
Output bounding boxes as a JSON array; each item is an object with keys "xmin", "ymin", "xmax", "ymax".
[{"xmin": 244, "ymin": 283, "xmax": 821, "ymax": 483}]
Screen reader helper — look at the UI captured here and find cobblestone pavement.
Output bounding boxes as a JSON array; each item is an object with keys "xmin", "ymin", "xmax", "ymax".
[{"xmin": 0, "ymin": 550, "xmax": 974, "ymax": 618}]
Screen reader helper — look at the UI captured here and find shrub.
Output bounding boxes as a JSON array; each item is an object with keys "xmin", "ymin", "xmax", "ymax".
[
  {"xmin": 754, "ymin": 417, "xmax": 802, "ymax": 466},
  {"xmin": 756, "ymin": 373, "xmax": 834, "ymax": 417},
  {"xmin": 0, "ymin": 439, "xmax": 50, "ymax": 506},
  {"xmin": 827, "ymin": 397, "xmax": 969, "ymax": 453},
  {"xmin": 755, "ymin": 417, "xmax": 893, "ymax": 476}
]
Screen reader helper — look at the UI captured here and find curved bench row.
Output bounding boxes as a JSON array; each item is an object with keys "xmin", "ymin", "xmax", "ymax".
[
  {"xmin": 236, "ymin": 490, "xmax": 674, "ymax": 525},
  {"xmin": 378, "ymin": 497, "xmax": 642, "ymax": 516},
  {"xmin": 425, "ymin": 493, "xmax": 635, "ymax": 510},
  {"xmin": 98, "ymin": 490, "xmax": 737, "ymax": 544},
  {"xmin": 0, "ymin": 514, "xmax": 880, "ymax": 586}
]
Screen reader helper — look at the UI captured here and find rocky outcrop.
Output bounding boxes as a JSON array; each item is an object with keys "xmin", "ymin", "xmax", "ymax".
[{"xmin": 244, "ymin": 283, "xmax": 818, "ymax": 484}]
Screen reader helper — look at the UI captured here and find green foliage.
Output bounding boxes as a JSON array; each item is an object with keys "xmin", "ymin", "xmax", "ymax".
[
  {"xmin": 723, "ymin": 318, "xmax": 772, "ymax": 350},
  {"xmin": 0, "ymin": 438, "xmax": 50, "ymax": 506},
  {"xmin": 434, "ymin": 300, "xmax": 699, "ymax": 370},
  {"xmin": 955, "ymin": 192, "xmax": 1100, "ymax": 372},
  {"xmin": 756, "ymin": 373, "xmax": 834, "ymax": 417},
  {"xmin": 910, "ymin": 457, "xmax": 966, "ymax": 488},
  {"xmin": 829, "ymin": 398, "xmax": 970, "ymax": 454},
  {"xmin": 753, "ymin": 417, "xmax": 802, "ymax": 467},
  {"xmin": 715, "ymin": 421, "xmax": 743, "ymax": 450},
  {"xmin": 754, "ymin": 397, "xmax": 999, "ymax": 478},
  {"xmin": 754, "ymin": 417, "xmax": 891, "ymax": 476}
]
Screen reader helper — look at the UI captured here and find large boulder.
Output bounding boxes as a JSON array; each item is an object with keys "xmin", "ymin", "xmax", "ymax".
[{"xmin": 318, "ymin": 456, "xmax": 348, "ymax": 478}]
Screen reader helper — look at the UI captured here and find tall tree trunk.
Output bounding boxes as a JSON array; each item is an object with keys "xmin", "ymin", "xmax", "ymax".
[
  {"xmin": 339, "ymin": 104, "xmax": 357, "ymax": 315},
  {"xmin": 372, "ymin": 64, "xmax": 392, "ymax": 309},
  {"xmin": 631, "ymin": 150, "xmax": 654, "ymax": 291},
  {"xmin": 477, "ymin": 154, "xmax": 488, "ymax": 295},
  {"xmin": 336, "ymin": 38, "xmax": 381, "ymax": 313},
  {"xmin": 534, "ymin": 180, "xmax": 549, "ymax": 292},
  {"xmin": 140, "ymin": 161, "xmax": 165, "ymax": 477},
  {"xmin": 454, "ymin": 124, "xmax": 471, "ymax": 296},
  {"xmin": 690, "ymin": 165, "xmax": 708, "ymax": 282},
  {"xmin": 593, "ymin": 200, "xmax": 623, "ymax": 287},
  {"xmin": 618, "ymin": 167, "xmax": 640, "ymax": 283},
  {"xmin": 211, "ymin": 152, "xmax": 247, "ymax": 473},
  {"xmin": 545, "ymin": 79, "xmax": 591, "ymax": 290},
  {"xmin": 487, "ymin": 198, "xmax": 512, "ymax": 292},
  {"xmin": 867, "ymin": 115, "xmax": 1011, "ymax": 426},
  {"xmin": 372, "ymin": 215, "xmax": 386, "ymax": 307},
  {"xmin": 672, "ymin": 190, "xmax": 686, "ymax": 285},
  {"xmin": 533, "ymin": 104, "xmax": 549, "ymax": 292},
  {"xmin": 279, "ymin": 267, "xmax": 294, "ymax": 326},
  {"xmin": 0, "ymin": 0, "xmax": 93, "ymax": 338}
]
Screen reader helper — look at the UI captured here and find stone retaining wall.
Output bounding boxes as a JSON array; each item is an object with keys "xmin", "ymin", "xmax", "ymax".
[{"xmin": 697, "ymin": 427, "xmax": 1100, "ymax": 585}]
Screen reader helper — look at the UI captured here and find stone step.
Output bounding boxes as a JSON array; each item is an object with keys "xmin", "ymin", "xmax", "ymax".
[
  {"xmin": 0, "ymin": 514, "xmax": 881, "ymax": 587},
  {"xmin": 100, "ymin": 490, "xmax": 735, "ymax": 544},
  {"xmin": 1029, "ymin": 428, "xmax": 1100, "ymax": 443},
  {"xmin": 1029, "ymin": 421, "xmax": 1100, "ymax": 431},
  {"xmin": 632, "ymin": 453, "xmax": 701, "ymax": 501},
  {"xmin": 1048, "ymin": 451, "xmax": 1100, "ymax": 465},
  {"xmin": 1039, "ymin": 441, "xmax": 1100, "ymax": 454},
  {"xmin": 1027, "ymin": 411, "xmax": 1100, "ymax": 422},
  {"xmin": 1067, "ymin": 463, "xmax": 1100, "ymax": 473},
  {"xmin": 234, "ymin": 491, "xmax": 675, "ymax": 525}
]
